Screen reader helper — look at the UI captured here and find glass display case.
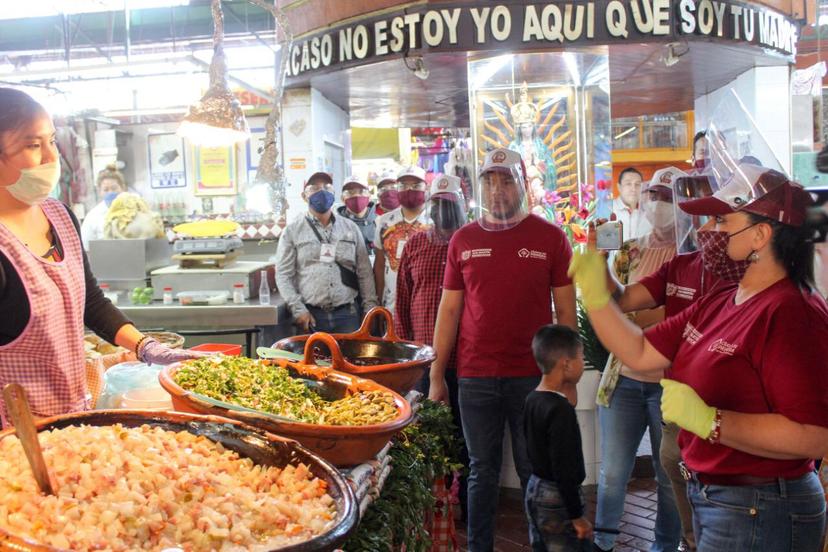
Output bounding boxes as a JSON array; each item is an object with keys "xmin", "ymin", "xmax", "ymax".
[{"xmin": 467, "ymin": 49, "xmax": 611, "ymax": 243}]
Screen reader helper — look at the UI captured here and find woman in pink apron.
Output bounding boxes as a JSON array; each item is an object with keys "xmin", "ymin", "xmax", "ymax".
[{"xmin": 0, "ymin": 88, "xmax": 199, "ymax": 428}]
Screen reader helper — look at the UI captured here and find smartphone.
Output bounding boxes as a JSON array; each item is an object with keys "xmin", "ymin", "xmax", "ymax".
[{"xmin": 596, "ymin": 220, "xmax": 623, "ymax": 250}]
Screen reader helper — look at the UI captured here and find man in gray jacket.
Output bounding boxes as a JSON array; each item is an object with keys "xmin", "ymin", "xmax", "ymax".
[{"xmin": 275, "ymin": 171, "xmax": 378, "ymax": 333}]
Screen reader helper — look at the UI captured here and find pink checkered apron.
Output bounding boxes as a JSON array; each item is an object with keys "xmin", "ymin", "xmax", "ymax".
[{"xmin": 0, "ymin": 199, "xmax": 89, "ymax": 428}]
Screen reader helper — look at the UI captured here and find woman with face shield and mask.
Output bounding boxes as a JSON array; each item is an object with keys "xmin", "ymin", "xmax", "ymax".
[
  {"xmin": 394, "ymin": 174, "xmax": 470, "ymax": 519},
  {"xmin": 0, "ymin": 88, "xmax": 202, "ymax": 428},
  {"xmin": 80, "ymin": 164, "xmax": 128, "ymax": 250},
  {"xmin": 571, "ymin": 161, "xmax": 828, "ymax": 551},
  {"xmin": 592, "ymin": 167, "xmax": 685, "ymax": 552}
]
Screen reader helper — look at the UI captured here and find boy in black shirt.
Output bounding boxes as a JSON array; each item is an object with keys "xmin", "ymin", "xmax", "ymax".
[{"xmin": 524, "ymin": 324, "xmax": 593, "ymax": 551}]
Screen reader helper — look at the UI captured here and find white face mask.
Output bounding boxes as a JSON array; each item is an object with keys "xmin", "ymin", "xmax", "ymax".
[
  {"xmin": 645, "ymin": 200, "xmax": 674, "ymax": 229},
  {"xmin": 5, "ymin": 162, "xmax": 60, "ymax": 205}
]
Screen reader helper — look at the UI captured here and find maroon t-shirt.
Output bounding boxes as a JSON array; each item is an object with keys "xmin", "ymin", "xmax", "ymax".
[
  {"xmin": 443, "ymin": 215, "xmax": 573, "ymax": 378},
  {"xmin": 637, "ymin": 251, "xmax": 721, "ymax": 317},
  {"xmin": 645, "ymin": 279, "xmax": 828, "ymax": 478}
]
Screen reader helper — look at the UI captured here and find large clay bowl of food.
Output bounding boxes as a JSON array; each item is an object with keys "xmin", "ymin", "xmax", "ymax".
[
  {"xmin": 159, "ymin": 354, "xmax": 413, "ymax": 467},
  {"xmin": 0, "ymin": 410, "xmax": 357, "ymax": 552},
  {"xmin": 274, "ymin": 307, "xmax": 435, "ymax": 395}
]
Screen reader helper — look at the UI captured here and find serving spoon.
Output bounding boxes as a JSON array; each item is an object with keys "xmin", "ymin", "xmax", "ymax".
[{"xmin": 2, "ymin": 383, "xmax": 56, "ymax": 495}]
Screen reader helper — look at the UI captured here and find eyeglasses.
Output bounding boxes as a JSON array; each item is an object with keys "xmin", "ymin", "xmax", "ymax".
[
  {"xmin": 306, "ymin": 183, "xmax": 334, "ymax": 194},
  {"xmin": 342, "ymin": 187, "xmax": 368, "ymax": 198},
  {"xmin": 379, "ymin": 183, "xmax": 400, "ymax": 192},
  {"xmin": 400, "ymin": 181, "xmax": 427, "ymax": 191}
]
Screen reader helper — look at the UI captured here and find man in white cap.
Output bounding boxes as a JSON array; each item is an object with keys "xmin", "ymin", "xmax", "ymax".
[
  {"xmin": 375, "ymin": 170, "xmax": 400, "ymax": 216},
  {"xmin": 275, "ymin": 171, "xmax": 378, "ymax": 334},
  {"xmin": 336, "ymin": 174, "xmax": 377, "ymax": 251},
  {"xmin": 372, "ymin": 165, "xmax": 431, "ymax": 313},
  {"xmin": 429, "ymin": 148, "xmax": 576, "ymax": 551}
]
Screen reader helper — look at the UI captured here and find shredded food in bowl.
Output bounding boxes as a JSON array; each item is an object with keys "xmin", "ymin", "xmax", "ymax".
[{"xmin": 0, "ymin": 424, "xmax": 336, "ymax": 551}]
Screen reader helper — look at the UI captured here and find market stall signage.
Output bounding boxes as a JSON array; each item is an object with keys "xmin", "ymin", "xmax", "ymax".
[{"xmin": 285, "ymin": 0, "xmax": 798, "ymax": 79}]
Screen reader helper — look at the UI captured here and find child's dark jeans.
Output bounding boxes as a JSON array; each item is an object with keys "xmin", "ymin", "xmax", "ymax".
[{"xmin": 524, "ymin": 474, "xmax": 591, "ymax": 552}]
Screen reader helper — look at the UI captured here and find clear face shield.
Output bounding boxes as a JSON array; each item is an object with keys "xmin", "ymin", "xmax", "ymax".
[
  {"xmin": 674, "ymin": 175, "xmax": 718, "ymax": 254},
  {"xmin": 428, "ymin": 194, "xmax": 466, "ymax": 243},
  {"xmin": 675, "ymin": 89, "xmax": 789, "ymax": 252},
  {"xmin": 476, "ymin": 149, "xmax": 529, "ymax": 231},
  {"xmin": 637, "ymin": 167, "xmax": 684, "ymax": 249}
]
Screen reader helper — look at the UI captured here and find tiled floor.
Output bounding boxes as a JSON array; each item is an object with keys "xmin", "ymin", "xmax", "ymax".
[{"xmin": 456, "ymin": 477, "xmax": 660, "ymax": 552}]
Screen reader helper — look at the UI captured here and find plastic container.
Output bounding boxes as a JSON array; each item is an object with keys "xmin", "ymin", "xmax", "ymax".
[
  {"xmin": 176, "ymin": 290, "xmax": 229, "ymax": 306},
  {"xmin": 190, "ymin": 343, "xmax": 242, "ymax": 356},
  {"xmin": 259, "ymin": 270, "xmax": 271, "ymax": 305},
  {"xmin": 232, "ymin": 283, "xmax": 245, "ymax": 304},
  {"xmin": 117, "ymin": 388, "xmax": 173, "ymax": 410},
  {"xmin": 162, "ymin": 287, "xmax": 173, "ymax": 305}
]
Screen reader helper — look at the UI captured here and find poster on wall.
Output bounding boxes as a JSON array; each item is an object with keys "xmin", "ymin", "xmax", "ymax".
[
  {"xmin": 194, "ymin": 145, "xmax": 237, "ymax": 196},
  {"xmin": 148, "ymin": 133, "xmax": 186, "ymax": 189},
  {"xmin": 246, "ymin": 127, "xmax": 267, "ymax": 183}
]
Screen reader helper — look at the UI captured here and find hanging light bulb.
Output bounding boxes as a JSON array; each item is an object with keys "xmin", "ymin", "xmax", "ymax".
[{"xmin": 178, "ymin": 0, "xmax": 250, "ymax": 146}]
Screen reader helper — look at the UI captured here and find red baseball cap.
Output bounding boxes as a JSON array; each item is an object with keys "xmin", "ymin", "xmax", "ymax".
[{"xmin": 679, "ymin": 165, "xmax": 813, "ymax": 226}]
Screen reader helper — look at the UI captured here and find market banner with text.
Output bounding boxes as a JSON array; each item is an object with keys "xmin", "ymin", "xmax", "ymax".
[{"xmin": 285, "ymin": 0, "xmax": 798, "ymax": 80}]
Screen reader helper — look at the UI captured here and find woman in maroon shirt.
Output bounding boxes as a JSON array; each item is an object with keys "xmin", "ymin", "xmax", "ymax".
[{"xmin": 571, "ymin": 165, "xmax": 828, "ymax": 551}]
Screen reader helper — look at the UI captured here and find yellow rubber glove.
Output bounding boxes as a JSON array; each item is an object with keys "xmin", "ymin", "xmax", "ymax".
[
  {"xmin": 567, "ymin": 249, "xmax": 611, "ymax": 311},
  {"xmin": 660, "ymin": 379, "xmax": 716, "ymax": 439}
]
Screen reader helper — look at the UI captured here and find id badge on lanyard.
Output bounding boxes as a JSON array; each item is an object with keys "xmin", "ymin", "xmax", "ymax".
[{"xmin": 319, "ymin": 243, "xmax": 336, "ymax": 263}]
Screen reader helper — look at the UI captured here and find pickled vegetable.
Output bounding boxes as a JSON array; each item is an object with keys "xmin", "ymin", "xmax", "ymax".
[{"xmin": 174, "ymin": 356, "xmax": 398, "ymax": 426}]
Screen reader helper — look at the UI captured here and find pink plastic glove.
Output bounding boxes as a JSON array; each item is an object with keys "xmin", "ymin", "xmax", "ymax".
[{"xmin": 137, "ymin": 338, "xmax": 208, "ymax": 365}]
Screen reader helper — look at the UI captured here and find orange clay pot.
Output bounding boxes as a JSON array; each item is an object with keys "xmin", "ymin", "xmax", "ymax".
[
  {"xmin": 158, "ymin": 357, "xmax": 413, "ymax": 467},
  {"xmin": 274, "ymin": 307, "xmax": 436, "ymax": 395}
]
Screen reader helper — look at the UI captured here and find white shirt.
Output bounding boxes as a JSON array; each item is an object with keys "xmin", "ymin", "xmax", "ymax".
[
  {"xmin": 611, "ymin": 197, "xmax": 651, "ymax": 242},
  {"xmin": 372, "ymin": 207, "xmax": 431, "ymax": 312},
  {"xmin": 80, "ymin": 201, "xmax": 108, "ymax": 250}
]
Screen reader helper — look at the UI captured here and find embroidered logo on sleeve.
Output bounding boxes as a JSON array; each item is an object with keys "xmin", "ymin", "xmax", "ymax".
[
  {"xmin": 682, "ymin": 323, "xmax": 703, "ymax": 345},
  {"xmin": 707, "ymin": 338, "xmax": 738, "ymax": 356},
  {"xmin": 666, "ymin": 283, "xmax": 697, "ymax": 301}
]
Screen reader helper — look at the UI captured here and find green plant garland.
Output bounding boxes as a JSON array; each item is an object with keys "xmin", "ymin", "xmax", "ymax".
[
  {"xmin": 578, "ymin": 299, "xmax": 609, "ymax": 371},
  {"xmin": 344, "ymin": 400, "xmax": 464, "ymax": 552}
]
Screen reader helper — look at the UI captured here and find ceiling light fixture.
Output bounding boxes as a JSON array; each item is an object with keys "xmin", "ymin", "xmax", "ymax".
[{"xmin": 177, "ymin": 0, "xmax": 250, "ymax": 146}]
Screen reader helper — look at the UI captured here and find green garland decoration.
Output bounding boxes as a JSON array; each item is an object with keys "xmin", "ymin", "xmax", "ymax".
[{"xmin": 344, "ymin": 400, "xmax": 464, "ymax": 552}]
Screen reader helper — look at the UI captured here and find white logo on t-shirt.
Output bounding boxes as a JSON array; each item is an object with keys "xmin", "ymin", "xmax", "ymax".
[
  {"xmin": 707, "ymin": 338, "xmax": 738, "ymax": 356},
  {"xmin": 682, "ymin": 323, "xmax": 703, "ymax": 345},
  {"xmin": 461, "ymin": 248, "xmax": 492, "ymax": 261},
  {"xmin": 666, "ymin": 283, "xmax": 696, "ymax": 301},
  {"xmin": 517, "ymin": 248, "xmax": 547, "ymax": 260}
]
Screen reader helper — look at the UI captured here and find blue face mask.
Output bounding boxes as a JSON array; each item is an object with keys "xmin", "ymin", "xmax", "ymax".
[
  {"xmin": 104, "ymin": 191, "xmax": 120, "ymax": 207},
  {"xmin": 308, "ymin": 189, "xmax": 335, "ymax": 214}
]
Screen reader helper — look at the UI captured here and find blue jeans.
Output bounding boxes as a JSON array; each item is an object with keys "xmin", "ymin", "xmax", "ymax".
[
  {"xmin": 459, "ymin": 376, "xmax": 540, "ymax": 552},
  {"xmin": 525, "ymin": 475, "xmax": 592, "ymax": 552},
  {"xmin": 688, "ymin": 471, "xmax": 826, "ymax": 551},
  {"xmin": 306, "ymin": 303, "xmax": 360, "ymax": 334},
  {"xmin": 595, "ymin": 376, "xmax": 681, "ymax": 552}
]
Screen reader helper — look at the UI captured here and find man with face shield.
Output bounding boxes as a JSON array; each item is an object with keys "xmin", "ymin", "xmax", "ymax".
[
  {"xmin": 592, "ymin": 167, "xmax": 686, "ymax": 552},
  {"xmin": 429, "ymin": 148, "xmax": 577, "ymax": 551},
  {"xmin": 274, "ymin": 171, "xmax": 378, "ymax": 334},
  {"xmin": 571, "ymin": 160, "xmax": 828, "ymax": 550}
]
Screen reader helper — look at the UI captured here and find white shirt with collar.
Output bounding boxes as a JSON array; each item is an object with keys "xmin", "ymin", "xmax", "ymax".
[{"xmin": 611, "ymin": 197, "xmax": 651, "ymax": 242}]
